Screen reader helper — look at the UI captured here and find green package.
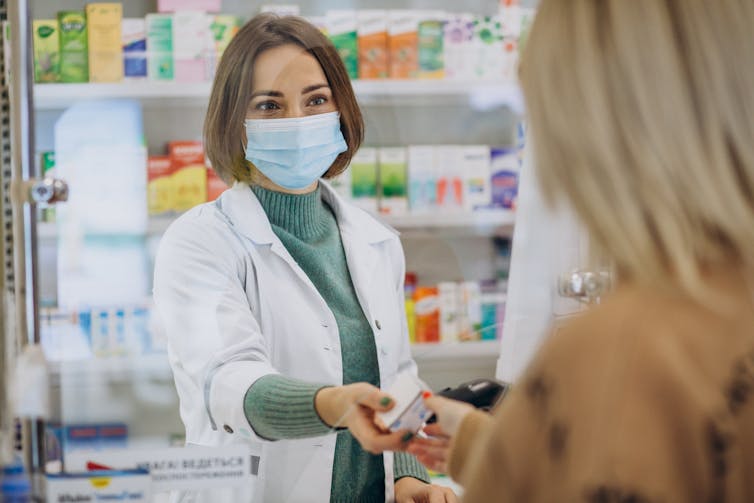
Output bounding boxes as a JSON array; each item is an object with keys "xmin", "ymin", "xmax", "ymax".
[
  {"xmin": 33, "ymin": 20, "xmax": 59, "ymax": 83},
  {"xmin": 57, "ymin": 11, "xmax": 89, "ymax": 83},
  {"xmin": 146, "ymin": 14, "xmax": 173, "ymax": 80},
  {"xmin": 211, "ymin": 15, "xmax": 240, "ymax": 56},
  {"xmin": 350, "ymin": 148, "xmax": 378, "ymax": 198},
  {"xmin": 418, "ymin": 19, "xmax": 444, "ymax": 78},
  {"xmin": 330, "ymin": 31, "xmax": 358, "ymax": 80}
]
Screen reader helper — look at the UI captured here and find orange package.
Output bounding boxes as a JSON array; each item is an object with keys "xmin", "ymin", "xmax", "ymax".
[
  {"xmin": 388, "ymin": 11, "xmax": 418, "ymax": 79},
  {"xmin": 168, "ymin": 140, "xmax": 207, "ymax": 212},
  {"xmin": 358, "ymin": 10, "xmax": 389, "ymax": 79},
  {"xmin": 413, "ymin": 286, "xmax": 439, "ymax": 343}
]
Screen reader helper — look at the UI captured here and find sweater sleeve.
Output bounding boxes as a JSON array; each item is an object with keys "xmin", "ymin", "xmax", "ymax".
[
  {"xmin": 394, "ymin": 451, "xmax": 431, "ymax": 484},
  {"xmin": 243, "ymin": 374, "xmax": 333, "ymax": 440}
]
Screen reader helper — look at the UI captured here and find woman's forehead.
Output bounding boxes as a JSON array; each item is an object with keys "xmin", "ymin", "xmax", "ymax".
[{"xmin": 251, "ymin": 45, "xmax": 327, "ymax": 93}]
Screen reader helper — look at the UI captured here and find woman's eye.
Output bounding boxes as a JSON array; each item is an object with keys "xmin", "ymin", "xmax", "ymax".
[
  {"xmin": 256, "ymin": 101, "xmax": 280, "ymax": 111},
  {"xmin": 308, "ymin": 96, "xmax": 327, "ymax": 106}
]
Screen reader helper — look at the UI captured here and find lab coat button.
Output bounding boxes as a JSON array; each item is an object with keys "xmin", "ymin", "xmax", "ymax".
[
  {"xmin": 223, "ymin": 424, "xmax": 234, "ymax": 434},
  {"xmin": 375, "ymin": 320, "xmax": 381, "ymax": 330}
]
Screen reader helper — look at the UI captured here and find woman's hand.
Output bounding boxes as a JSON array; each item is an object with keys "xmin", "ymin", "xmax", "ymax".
[
  {"xmin": 407, "ymin": 396, "xmax": 475, "ymax": 473},
  {"xmin": 315, "ymin": 382, "xmax": 412, "ymax": 454},
  {"xmin": 394, "ymin": 477, "xmax": 458, "ymax": 503}
]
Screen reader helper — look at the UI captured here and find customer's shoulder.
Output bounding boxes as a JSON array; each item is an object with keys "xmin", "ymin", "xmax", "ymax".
[{"xmin": 541, "ymin": 285, "xmax": 695, "ymax": 365}]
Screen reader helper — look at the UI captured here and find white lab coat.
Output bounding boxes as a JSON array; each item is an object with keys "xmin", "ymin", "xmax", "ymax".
[{"xmin": 153, "ymin": 181, "xmax": 417, "ymax": 502}]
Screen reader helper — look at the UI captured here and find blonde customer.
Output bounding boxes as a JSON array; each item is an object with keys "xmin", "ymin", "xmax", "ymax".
[{"xmin": 409, "ymin": 1, "xmax": 754, "ymax": 501}]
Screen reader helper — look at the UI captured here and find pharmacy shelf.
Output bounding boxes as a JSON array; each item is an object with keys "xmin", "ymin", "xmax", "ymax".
[
  {"xmin": 37, "ymin": 210, "xmax": 515, "ymax": 239},
  {"xmin": 48, "ymin": 353, "xmax": 174, "ymax": 384},
  {"xmin": 33, "ymin": 80, "xmax": 523, "ymax": 110},
  {"xmin": 411, "ymin": 340, "xmax": 500, "ymax": 363},
  {"xmin": 47, "ymin": 341, "xmax": 499, "ymax": 382}
]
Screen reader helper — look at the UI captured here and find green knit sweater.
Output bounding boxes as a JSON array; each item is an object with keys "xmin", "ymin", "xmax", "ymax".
[{"xmin": 243, "ymin": 185, "xmax": 429, "ymax": 502}]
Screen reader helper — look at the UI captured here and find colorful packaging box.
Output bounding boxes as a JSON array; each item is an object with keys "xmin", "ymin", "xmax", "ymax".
[
  {"xmin": 350, "ymin": 147, "xmax": 379, "ymax": 213},
  {"xmin": 443, "ymin": 14, "xmax": 474, "ymax": 80},
  {"xmin": 388, "ymin": 10, "xmax": 419, "ymax": 79},
  {"xmin": 414, "ymin": 286, "xmax": 439, "ymax": 343},
  {"xmin": 33, "ymin": 20, "xmax": 60, "ymax": 83},
  {"xmin": 407, "ymin": 145, "xmax": 436, "ymax": 213},
  {"xmin": 327, "ymin": 11, "xmax": 358, "ymax": 80},
  {"xmin": 173, "ymin": 12, "xmax": 211, "ymax": 83},
  {"xmin": 158, "ymin": 0, "xmax": 222, "ymax": 12},
  {"xmin": 458, "ymin": 281, "xmax": 482, "ymax": 341},
  {"xmin": 357, "ymin": 10, "xmax": 389, "ymax": 80},
  {"xmin": 471, "ymin": 16, "xmax": 504, "ymax": 80},
  {"xmin": 378, "ymin": 147, "xmax": 408, "ymax": 215},
  {"xmin": 435, "ymin": 146, "xmax": 464, "ymax": 211},
  {"xmin": 58, "ymin": 11, "xmax": 89, "ymax": 83},
  {"xmin": 209, "ymin": 15, "xmax": 240, "ymax": 71},
  {"xmin": 168, "ymin": 141, "xmax": 207, "ymax": 212},
  {"xmin": 490, "ymin": 147, "xmax": 518, "ymax": 209},
  {"xmin": 438, "ymin": 281, "xmax": 459, "ymax": 342},
  {"xmin": 417, "ymin": 11, "xmax": 445, "ymax": 79},
  {"xmin": 146, "ymin": 14, "xmax": 174, "ymax": 80},
  {"xmin": 206, "ymin": 167, "xmax": 228, "ymax": 201},
  {"xmin": 86, "ymin": 3, "xmax": 123, "ymax": 82},
  {"xmin": 122, "ymin": 18, "xmax": 147, "ymax": 79},
  {"xmin": 147, "ymin": 155, "xmax": 174, "ymax": 215},
  {"xmin": 461, "ymin": 145, "xmax": 491, "ymax": 211}
]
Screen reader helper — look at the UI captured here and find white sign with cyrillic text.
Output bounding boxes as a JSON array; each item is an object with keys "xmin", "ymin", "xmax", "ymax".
[{"xmin": 66, "ymin": 445, "xmax": 256, "ymax": 492}]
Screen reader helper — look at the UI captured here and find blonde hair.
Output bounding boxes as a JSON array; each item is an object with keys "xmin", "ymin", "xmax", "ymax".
[{"xmin": 521, "ymin": 0, "xmax": 754, "ymax": 295}]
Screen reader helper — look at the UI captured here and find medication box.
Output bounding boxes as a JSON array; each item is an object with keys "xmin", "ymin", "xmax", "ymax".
[
  {"xmin": 407, "ymin": 145, "xmax": 436, "ymax": 213},
  {"xmin": 378, "ymin": 147, "xmax": 408, "ymax": 215},
  {"xmin": 173, "ymin": 11, "xmax": 211, "ymax": 83},
  {"xmin": 122, "ymin": 18, "xmax": 147, "ymax": 79},
  {"xmin": 357, "ymin": 10, "xmax": 389, "ymax": 79},
  {"xmin": 388, "ymin": 11, "xmax": 419, "ymax": 79},
  {"xmin": 490, "ymin": 147, "xmax": 518, "ymax": 209},
  {"xmin": 378, "ymin": 371, "xmax": 432, "ymax": 433},
  {"xmin": 146, "ymin": 14, "xmax": 174, "ymax": 80},
  {"xmin": 33, "ymin": 20, "xmax": 60, "ymax": 83},
  {"xmin": 461, "ymin": 145, "xmax": 492, "ymax": 211},
  {"xmin": 328, "ymin": 11, "xmax": 359, "ymax": 80},
  {"xmin": 58, "ymin": 11, "xmax": 89, "ymax": 83},
  {"xmin": 210, "ymin": 15, "xmax": 240, "ymax": 69},
  {"xmin": 417, "ymin": 12, "xmax": 445, "ymax": 79},
  {"xmin": 87, "ymin": 3, "xmax": 123, "ymax": 82},
  {"xmin": 147, "ymin": 155, "xmax": 173, "ymax": 215},
  {"xmin": 168, "ymin": 141, "xmax": 207, "ymax": 212},
  {"xmin": 350, "ymin": 147, "xmax": 379, "ymax": 213}
]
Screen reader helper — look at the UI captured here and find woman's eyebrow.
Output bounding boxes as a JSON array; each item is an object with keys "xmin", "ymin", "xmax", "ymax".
[
  {"xmin": 301, "ymin": 83, "xmax": 330, "ymax": 94},
  {"xmin": 250, "ymin": 90, "xmax": 284, "ymax": 99}
]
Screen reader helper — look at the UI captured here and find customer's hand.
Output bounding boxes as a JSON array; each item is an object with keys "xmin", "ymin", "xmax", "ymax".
[
  {"xmin": 315, "ymin": 382, "xmax": 412, "ymax": 454},
  {"xmin": 395, "ymin": 477, "xmax": 458, "ymax": 503},
  {"xmin": 407, "ymin": 396, "xmax": 475, "ymax": 473}
]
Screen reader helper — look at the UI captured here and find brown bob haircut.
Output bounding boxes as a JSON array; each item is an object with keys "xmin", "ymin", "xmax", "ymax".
[{"xmin": 204, "ymin": 13, "xmax": 364, "ymax": 184}]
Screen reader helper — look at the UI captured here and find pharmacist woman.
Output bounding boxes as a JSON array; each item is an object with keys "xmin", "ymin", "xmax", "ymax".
[{"xmin": 153, "ymin": 13, "xmax": 456, "ymax": 503}]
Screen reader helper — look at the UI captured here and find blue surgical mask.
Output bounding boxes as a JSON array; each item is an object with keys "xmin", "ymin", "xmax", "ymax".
[{"xmin": 243, "ymin": 111, "xmax": 348, "ymax": 190}]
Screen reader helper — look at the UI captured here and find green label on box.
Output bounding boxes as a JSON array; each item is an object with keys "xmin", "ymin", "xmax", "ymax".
[
  {"xmin": 351, "ymin": 162, "xmax": 377, "ymax": 197},
  {"xmin": 147, "ymin": 15, "xmax": 174, "ymax": 80},
  {"xmin": 418, "ymin": 20, "xmax": 444, "ymax": 75},
  {"xmin": 330, "ymin": 31, "xmax": 358, "ymax": 80},
  {"xmin": 380, "ymin": 161, "xmax": 407, "ymax": 197},
  {"xmin": 33, "ymin": 20, "xmax": 59, "ymax": 83},
  {"xmin": 58, "ymin": 11, "xmax": 89, "ymax": 83}
]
